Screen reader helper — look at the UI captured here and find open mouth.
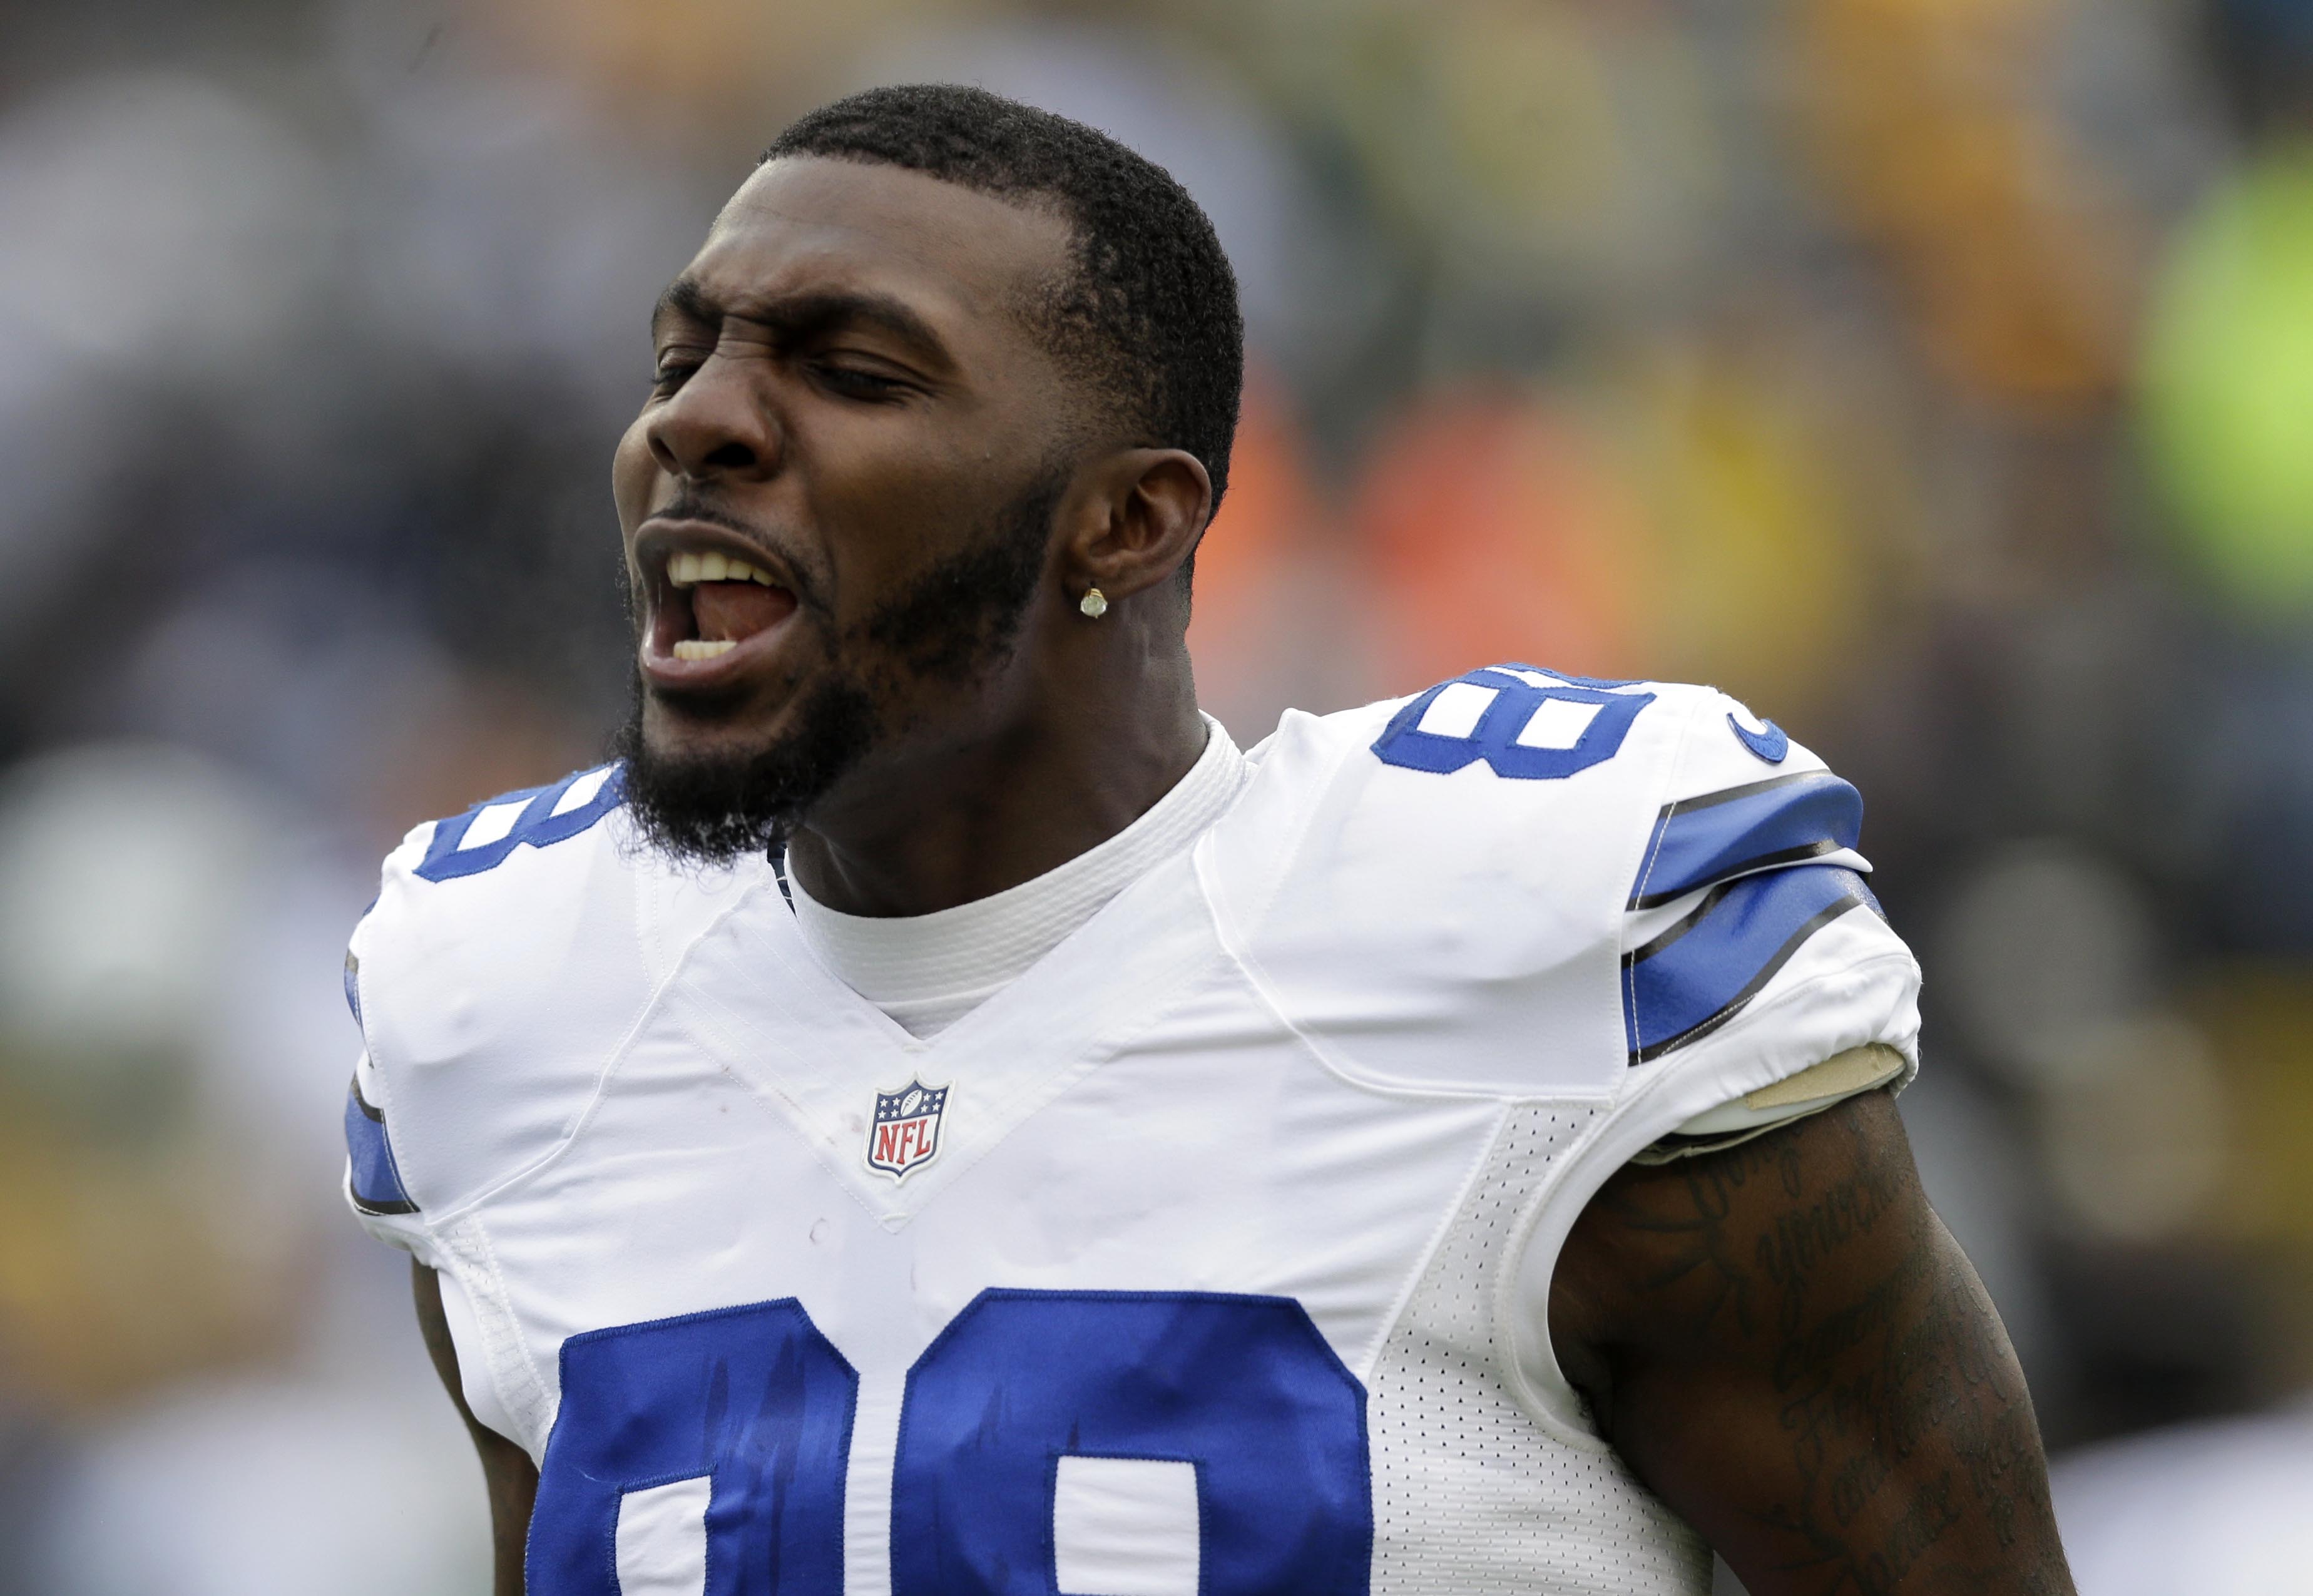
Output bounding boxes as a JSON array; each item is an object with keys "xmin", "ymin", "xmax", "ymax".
[{"xmin": 640, "ymin": 529, "xmax": 804, "ymax": 682}]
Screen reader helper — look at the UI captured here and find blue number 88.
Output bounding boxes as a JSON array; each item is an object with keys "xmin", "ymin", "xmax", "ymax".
[{"xmin": 527, "ymin": 1288, "xmax": 1372, "ymax": 1595}]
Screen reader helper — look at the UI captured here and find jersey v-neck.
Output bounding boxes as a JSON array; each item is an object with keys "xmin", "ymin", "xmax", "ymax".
[
  {"xmin": 665, "ymin": 784, "xmax": 1256, "ymax": 1225},
  {"xmin": 785, "ymin": 714, "xmax": 1250, "ymax": 1037}
]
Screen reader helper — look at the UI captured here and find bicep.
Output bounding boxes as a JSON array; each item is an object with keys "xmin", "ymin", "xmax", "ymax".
[
  {"xmin": 413, "ymin": 1262, "xmax": 538, "ymax": 1596},
  {"xmin": 1549, "ymin": 1089, "xmax": 2074, "ymax": 1595}
]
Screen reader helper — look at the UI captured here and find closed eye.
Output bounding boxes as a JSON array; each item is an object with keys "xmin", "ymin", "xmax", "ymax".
[
  {"xmin": 810, "ymin": 360, "xmax": 915, "ymax": 402},
  {"xmin": 650, "ymin": 351, "xmax": 705, "ymax": 396}
]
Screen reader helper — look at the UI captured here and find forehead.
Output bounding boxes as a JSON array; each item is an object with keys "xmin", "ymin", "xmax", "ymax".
[{"xmin": 674, "ymin": 156, "xmax": 1074, "ymax": 337}]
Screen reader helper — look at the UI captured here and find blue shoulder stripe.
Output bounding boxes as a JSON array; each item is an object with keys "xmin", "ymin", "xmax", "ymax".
[
  {"xmin": 1623, "ymin": 863, "xmax": 1879, "ymax": 1063},
  {"xmin": 1629, "ymin": 770, "xmax": 1862, "ymax": 909},
  {"xmin": 345, "ymin": 1075, "xmax": 417, "ymax": 1217}
]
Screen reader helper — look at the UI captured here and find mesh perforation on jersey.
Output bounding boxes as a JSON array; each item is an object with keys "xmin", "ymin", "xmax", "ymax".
[
  {"xmin": 435, "ymin": 1215, "xmax": 554, "ymax": 1456},
  {"xmin": 1369, "ymin": 1102, "xmax": 1710, "ymax": 1593}
]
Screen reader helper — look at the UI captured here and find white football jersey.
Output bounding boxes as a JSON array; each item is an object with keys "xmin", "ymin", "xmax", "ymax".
[{"xmin": 343, "ymin": 665, "xmax": 1921, "ymax": 1596}]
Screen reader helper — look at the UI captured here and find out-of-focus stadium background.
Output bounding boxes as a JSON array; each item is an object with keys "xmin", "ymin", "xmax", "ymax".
[{"xmin": 1, "ymin": 0, "xmax": 2310, "ymax": 1590}]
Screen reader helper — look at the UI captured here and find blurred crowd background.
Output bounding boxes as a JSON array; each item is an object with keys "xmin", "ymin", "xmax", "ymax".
[{"xmin": 1, "ymin": 0, "xmax": 2310, "ymax": 1590}]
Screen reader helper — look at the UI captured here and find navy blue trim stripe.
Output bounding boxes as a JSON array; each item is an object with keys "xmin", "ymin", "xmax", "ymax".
[
  {"xmin": 1630, "ymin": 770, "xmax": 1863, "ymax": 909},
  {"xmin": 345, "ymin": 1074, "xmax": 417, "ymax": 1216},
  {"xmin": 1624, "ymin": 864, "xmax": 1876, "ymax": 1063},
  {"xmin": 1658, "ymin": 770, "xmax": 1820, "ymax": 815},
  {"xmin": 1625, "ymin": 876, "xmax": 1742, "ymax": 964}
]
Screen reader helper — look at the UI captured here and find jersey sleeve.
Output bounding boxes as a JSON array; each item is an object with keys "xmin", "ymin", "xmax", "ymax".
[
  {"xmin": 340, "ymin": 830, "xmax": 439, "ymax": 1264},
  {"xmin": 1618, "ymin": 690, "xmax": 1921, "ymax": 1151}
]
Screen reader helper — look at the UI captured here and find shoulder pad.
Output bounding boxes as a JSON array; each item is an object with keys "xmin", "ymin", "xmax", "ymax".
[
  {"xmin": 1212, "ymin": 666, "xmax": 1903, "ymax": 1099},
  {"xmin": 1627, "ymin": 685, "xmax": 1866, "ymax": 909},
  {"xmin": 1212, "ymin": 666, "xmax": 1703, "ymax": 1096},
  {"xmin": 345, "ymin": 764, "xmax": 759, "ymax": 1219}
]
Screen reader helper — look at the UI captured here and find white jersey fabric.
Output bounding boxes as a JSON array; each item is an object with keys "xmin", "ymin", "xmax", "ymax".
[{"xmin": 342, "ymin": 665, "xmax": 1922, "ymax": 1596}]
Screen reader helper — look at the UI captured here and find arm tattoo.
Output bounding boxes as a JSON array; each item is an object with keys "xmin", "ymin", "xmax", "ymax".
[{"xmin": 1560, "ymin": 1093, "xmax": 2074, "ymax": 1596}]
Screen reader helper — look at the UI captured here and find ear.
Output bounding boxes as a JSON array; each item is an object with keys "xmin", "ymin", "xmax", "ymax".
[{"xmin": 1059, "ymin": 448, "xmax": 1212, "ymax": 608}]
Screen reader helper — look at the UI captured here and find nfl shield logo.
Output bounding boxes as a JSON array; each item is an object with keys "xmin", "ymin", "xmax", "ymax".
[{"xmin": 867, "ymin": 1080, "xmax": 948, "ymax": 1180}]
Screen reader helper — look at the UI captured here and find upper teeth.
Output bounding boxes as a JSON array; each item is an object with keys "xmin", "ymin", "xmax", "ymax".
[{"xmin": 667, "ymin": 551, "xmax": 777, "ymax": 588}]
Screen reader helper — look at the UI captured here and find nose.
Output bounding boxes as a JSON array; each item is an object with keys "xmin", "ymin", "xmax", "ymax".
[{"xmin": 644, "ymin": 353, "xmax": 781, "ymax": 484}]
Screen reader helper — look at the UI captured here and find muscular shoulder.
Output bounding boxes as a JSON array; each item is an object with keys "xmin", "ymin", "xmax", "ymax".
[
  {"xmin": 347, "ymin": 764, "xmax": 758, "ymax": 1217},
  {"xmin": 1206, "ymin": 665, "xmax": 1886, "ymax": 1096}
]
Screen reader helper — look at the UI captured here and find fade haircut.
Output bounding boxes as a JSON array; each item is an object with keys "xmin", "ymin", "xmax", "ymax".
[{"xmin": 763, "ymin": 84, "xmax": 1244, "ymax": 535}]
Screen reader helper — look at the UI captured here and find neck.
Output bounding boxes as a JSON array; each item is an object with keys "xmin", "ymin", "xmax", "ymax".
[{"xmin": 785, "ymin": 627, "xmax": 1205, "ymax": 918}]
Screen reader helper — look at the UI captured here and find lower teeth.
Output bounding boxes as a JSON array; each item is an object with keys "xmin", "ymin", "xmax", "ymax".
[{"xmin": 673, "ymin": 639, "xmax": 736, "ymax": 661}]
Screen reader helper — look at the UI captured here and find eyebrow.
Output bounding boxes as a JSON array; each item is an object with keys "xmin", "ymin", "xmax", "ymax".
[{"xmin": 651, "ymin": 276, "xmax": 957, "ymax": 371}]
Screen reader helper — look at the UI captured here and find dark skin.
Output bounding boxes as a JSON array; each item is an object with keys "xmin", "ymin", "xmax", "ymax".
[
  {"xmin": 417, "ymin": 155, "xmax": 2073, "ymax": 1593},
  {"xmin": 616, "ymin": 155, "xmax": 1208, "ymax": 916},
  {"xmin": 1553, "ymin": 1087, "xmax": 2073, "ymax": 1595},
  {"xmin": 413, "ymin": 1265, "xmax": 535, "ymax": 1595}
]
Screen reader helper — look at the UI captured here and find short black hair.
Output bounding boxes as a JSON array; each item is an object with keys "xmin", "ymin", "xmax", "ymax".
[{"xmin": 763, "ymin": 84, "xmax": 1243, "ymax": 524}]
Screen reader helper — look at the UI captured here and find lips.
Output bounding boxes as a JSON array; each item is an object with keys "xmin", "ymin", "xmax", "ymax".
[{"xmin": 636, "ymin": 523, "xmax": 805, "ymax": 687}]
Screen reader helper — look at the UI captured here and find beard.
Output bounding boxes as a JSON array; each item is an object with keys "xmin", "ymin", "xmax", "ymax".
[{"xmin": 612, "ymin": 468, "xmax": 1065, "ymax": 866}]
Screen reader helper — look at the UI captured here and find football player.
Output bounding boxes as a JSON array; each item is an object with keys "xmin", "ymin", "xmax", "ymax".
[{"xmin": 344, "ymin": 85, "xmax": 2075, "ymax": 1595}]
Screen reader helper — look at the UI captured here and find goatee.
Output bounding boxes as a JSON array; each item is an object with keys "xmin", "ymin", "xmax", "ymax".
[
  {"xmin": 612, "ymin": 468, "xmax": 1064, "ymax": 866},
  {"xmin": 611, "ymin": 672, "xmax": 877, "ymax": 866}
]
